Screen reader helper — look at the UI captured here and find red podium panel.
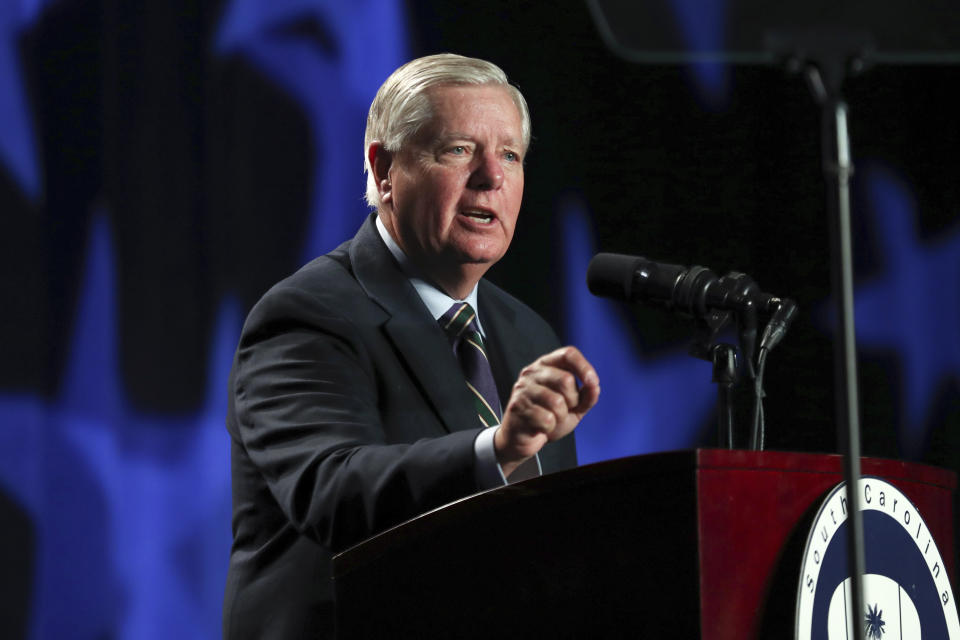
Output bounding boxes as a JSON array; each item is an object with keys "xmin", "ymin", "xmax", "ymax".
[
  {"xmin": 333, "ymin": 450, "xmax": 956, "ymax": 638},
  {"xmin": 694, "ymin": 450, "xmax": 956, "ymax": 637}
]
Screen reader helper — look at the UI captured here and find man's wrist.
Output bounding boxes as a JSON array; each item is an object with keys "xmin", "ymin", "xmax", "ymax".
[{"xmin": 473, "ymin": 425, "xmax": 507, "ymax": 488}]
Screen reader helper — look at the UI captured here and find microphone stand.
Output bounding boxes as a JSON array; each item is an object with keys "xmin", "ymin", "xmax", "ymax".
[
  {"xmin": 818, "ymin": 68, "xmax": 868, "ymax": 640},
  {"xmin": 690, "ymin": 308, "xmax": 740, "ymax": 449},
  {"xmin": 768, "ymin": 29, "xmax": 872, "ymax": 640},
  {"xmin": 711, "ymin": 343, "xmax": 737, "ymax": 448}
]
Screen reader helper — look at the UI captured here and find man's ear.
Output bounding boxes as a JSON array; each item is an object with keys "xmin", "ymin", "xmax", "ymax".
[{"xmin": 368, "ymin": 142, "xmax": 394, "ymax": 203}]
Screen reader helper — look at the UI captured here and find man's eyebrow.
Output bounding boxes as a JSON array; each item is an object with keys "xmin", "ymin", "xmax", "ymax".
[
  {"xmin": 437, "ymin": 132, "xmax": 522, "ymax": 147},
  {"xmin": 436, "ymin": 132, "xmax": 475, "ymax": 143}
]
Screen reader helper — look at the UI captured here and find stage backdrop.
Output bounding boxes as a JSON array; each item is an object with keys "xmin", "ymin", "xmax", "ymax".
[{"xmin": 0, "ymin": 1, "xmax": 958, "ymax": 638}]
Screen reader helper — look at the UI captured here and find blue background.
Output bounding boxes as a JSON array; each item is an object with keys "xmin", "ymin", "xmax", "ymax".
[{"xmin": 0, "ymin": 1, "xmax": 958, "ymax": 637}]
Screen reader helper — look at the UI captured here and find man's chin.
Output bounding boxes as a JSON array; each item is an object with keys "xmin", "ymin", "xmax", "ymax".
[
  {"xmin": 451, "ymin": 250, "xmax": 505, "ymax": 269},
  {"xmin": 450, "ymin": 239, "xmax": 510, "ymax": 265}
]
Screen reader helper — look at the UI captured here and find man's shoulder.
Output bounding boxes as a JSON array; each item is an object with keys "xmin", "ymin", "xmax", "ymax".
[
  {"xmin": 270, "ymin": 243, "xmax": 350, "ymax": 296},
  {"xmin": 243, "ymin": 236, "xmax": 374, "ymax": 328},
  {"xmin": 284, "ymin": 239, "xmax": 354, "ymax": 293}
]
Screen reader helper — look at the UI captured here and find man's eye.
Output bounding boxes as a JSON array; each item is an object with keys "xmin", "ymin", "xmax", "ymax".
[
  {"xmin": 504, "ymin": 151, "xmax": 520, "ymax": 162},
  {"xmin": 449, "ymin": 146, "xmax": 467, "ymax": 155}
]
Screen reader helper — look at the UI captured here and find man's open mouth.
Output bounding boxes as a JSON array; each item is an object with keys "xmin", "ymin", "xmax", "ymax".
[{"xmin": 461, "ymin": 209, "xmax": 495, "ymax": 224}]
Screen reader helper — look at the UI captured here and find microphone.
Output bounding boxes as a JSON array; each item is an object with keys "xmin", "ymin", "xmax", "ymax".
[
  {"xmin": 586, "ymin": 253, "xmax": 782, "ymax": 317},
  {"xmin": 759, "ymin": 298, "xmax": 798, "ymax": 351}
]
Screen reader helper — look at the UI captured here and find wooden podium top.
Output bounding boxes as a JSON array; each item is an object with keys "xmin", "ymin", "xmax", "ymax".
[
  {"xmin": 333, "ymin": 449, "xmax": 957, "ymax": 639},
  {"xmin": 335, "ymin": 449, "xmax": 955, "ymax": 576}
]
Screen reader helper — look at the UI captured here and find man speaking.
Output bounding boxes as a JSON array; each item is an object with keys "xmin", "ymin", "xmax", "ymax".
[{"xmin": 222, "ymin": 53, "xmax": 601, "ymax": 639}]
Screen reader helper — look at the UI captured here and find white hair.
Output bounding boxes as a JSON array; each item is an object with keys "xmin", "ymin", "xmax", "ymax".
[{"xmin": 363, "ymin": 53, "xmax": 532, "ymax": 209}]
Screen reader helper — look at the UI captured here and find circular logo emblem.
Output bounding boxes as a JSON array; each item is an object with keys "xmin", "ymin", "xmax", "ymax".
[{"xmin": 796, "ymin": 477, "xmax": 960, "ymax": 639}]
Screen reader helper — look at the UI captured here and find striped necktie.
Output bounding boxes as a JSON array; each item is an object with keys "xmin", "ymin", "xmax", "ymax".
[{"xmin": 439, "ymin": 302, "xmax": 502, "ymax": 427}]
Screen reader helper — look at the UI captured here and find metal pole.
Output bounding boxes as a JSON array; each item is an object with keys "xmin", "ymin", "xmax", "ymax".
[{"xmin": 822, "ymin": 91, "xmax": 867, "ymax": 640}]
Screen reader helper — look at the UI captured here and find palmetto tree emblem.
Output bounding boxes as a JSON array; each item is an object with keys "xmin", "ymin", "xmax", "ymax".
[{"xmin": 865, "ymin": 603, "xmax": 886, "ymax": 638}]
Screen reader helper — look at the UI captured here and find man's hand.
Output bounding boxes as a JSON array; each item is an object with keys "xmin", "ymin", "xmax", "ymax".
[{"xmin": 494, "ymin": 346, "xmax": 600, "ymax": 477}]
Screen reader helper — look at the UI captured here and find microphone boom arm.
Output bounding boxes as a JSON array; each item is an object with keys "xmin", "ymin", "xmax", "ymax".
[{"xmin": 587, "ymin": 252, "xmax": 798, "ymax": 450}]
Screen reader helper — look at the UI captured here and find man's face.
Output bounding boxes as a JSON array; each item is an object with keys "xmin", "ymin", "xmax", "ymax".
[{"xmin": 383, "ymin": 84, "xmax": 525, "ymax": 287}]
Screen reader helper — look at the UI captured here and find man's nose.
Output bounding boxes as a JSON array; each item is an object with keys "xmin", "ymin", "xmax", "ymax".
[{"xmin": 467, "ymin": 152, "xmax": 504, "ymax": 190}]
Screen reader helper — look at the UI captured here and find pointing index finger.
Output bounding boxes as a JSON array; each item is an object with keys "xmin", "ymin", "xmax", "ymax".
[{"xmin": 540, "ymin": 346, "xmax": 599, "ymax": 388}]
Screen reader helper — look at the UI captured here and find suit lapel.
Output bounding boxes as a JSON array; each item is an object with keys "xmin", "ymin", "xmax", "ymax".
[{"xmin": 349, "ymin": 215, "xmax": 478, "ymax": 434}]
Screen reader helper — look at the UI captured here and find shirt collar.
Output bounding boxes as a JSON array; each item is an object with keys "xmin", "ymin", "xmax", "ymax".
[{"xmin": 375, "ymin": 214, "xmax": 484, "ymax": 335}]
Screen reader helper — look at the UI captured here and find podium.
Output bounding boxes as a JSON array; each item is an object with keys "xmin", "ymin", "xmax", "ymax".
[{"xmin": 332, "ymin": 450, "xmax": 956, "ymax": 638}]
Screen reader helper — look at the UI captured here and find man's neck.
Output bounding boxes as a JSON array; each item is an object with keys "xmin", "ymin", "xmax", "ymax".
[
  {"xmin": 429, "ymin": 268, "xmax": 484, "ymax": 301},
  {"xmin": 375, "ymin": 214, "xmax": 486, "ymax": 299}
]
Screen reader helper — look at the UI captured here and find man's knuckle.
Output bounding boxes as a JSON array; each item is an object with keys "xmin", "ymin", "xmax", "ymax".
[{"xmin": 541, "ymin": 410, "xmax": 556, "ymax": 429}]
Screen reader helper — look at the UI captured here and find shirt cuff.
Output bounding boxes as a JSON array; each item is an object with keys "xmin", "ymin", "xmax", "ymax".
[
  {"xmin": 473, "ymin": 426, "xmax": 542, "ymax": 489},
  {"xmin": 473, "ymin": 425, "xmax": 507, "ymax": 489}
]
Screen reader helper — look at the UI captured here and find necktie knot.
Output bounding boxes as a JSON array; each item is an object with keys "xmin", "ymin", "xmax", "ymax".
[
  {"xmin": 439, "ymin": 302, "xmax": 501, "ymax": 427},
  {"xmin": 440, "ymin": 302, "xmax": 479, "ymax": 342}
]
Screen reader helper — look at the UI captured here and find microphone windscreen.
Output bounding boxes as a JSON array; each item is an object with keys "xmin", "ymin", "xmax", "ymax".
[{"xmin": 586, "ymin": 253, "xmax": 644, "ymax": 301}]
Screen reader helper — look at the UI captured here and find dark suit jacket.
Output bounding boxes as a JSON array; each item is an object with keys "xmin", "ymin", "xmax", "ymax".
[{"xmin": 222, "ymin": 214, "xmax": 577, "ymax": 639}]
